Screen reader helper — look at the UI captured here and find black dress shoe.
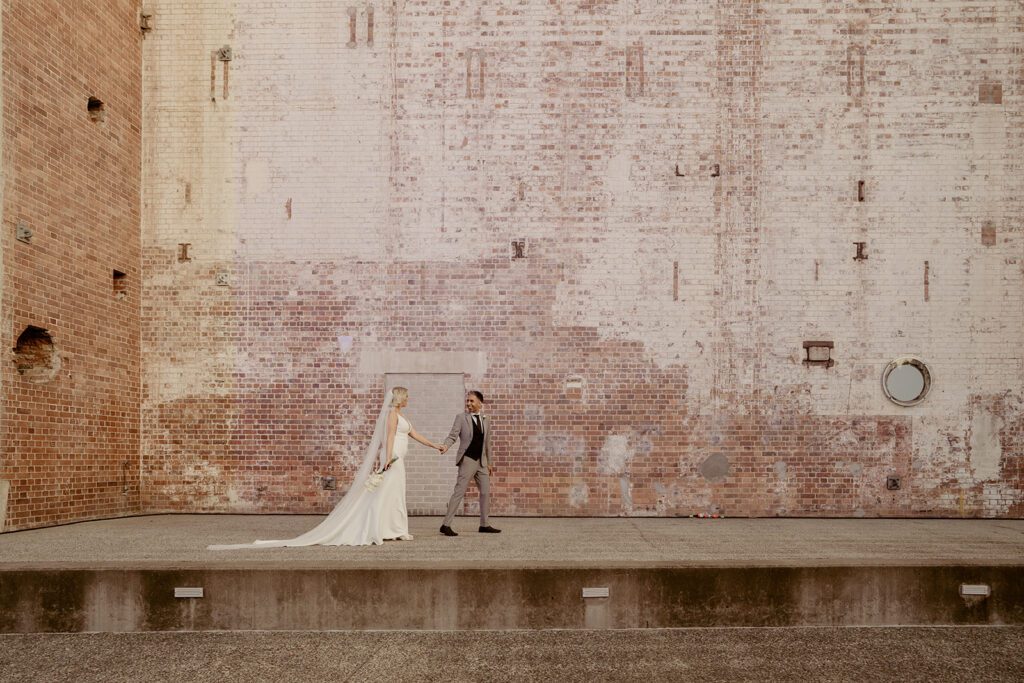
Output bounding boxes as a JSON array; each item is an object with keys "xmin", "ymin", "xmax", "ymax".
[
  {"xmin": 478, "ymin": 526, "xmax": 501, "ymax": 533},
  {"xmin": 439, "ymin": 525, "xmax": 458, "ymax": 537}
]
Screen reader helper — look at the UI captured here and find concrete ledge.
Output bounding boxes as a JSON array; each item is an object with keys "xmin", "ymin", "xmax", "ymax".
[{"xmin": 2, "ymin": 565, "xmax": 1021, "ymax": 633}]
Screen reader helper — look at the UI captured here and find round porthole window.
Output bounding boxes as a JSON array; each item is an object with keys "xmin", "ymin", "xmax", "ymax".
[{"xmin": 882, "ymin": 357, "xmax": 931, "ymax": 406}]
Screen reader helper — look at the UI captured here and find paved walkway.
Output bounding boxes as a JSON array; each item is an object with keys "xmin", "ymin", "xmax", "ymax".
[
  {"xmin": 2, "ymin": 627, "xmax": 1023, "ymax": 682},
  {"xmin": 1, "ymin": 515, "xmax": 1022, "ymax": 569}
]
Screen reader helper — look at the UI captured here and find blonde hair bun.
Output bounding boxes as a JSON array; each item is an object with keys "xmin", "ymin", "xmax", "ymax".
[{"xmin": 391, "ymin": 386, "xmax": 409, "ymax": 407}]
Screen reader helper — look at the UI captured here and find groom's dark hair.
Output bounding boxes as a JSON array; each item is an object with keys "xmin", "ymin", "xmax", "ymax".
[{"xmin": 468, "ymin": 390, "xmax": 485, "ymax": 403}]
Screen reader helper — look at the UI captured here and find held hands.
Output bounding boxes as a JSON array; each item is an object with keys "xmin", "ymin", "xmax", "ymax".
[{"xmin": 437, "ymin": 444, "xmax": 449, "ymax": 454}]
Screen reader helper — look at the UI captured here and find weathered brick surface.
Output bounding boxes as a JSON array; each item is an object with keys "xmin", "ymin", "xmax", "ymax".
[
  {"xmin": 137, "ymin": 0, "xmax": 1024, "ymax": 519},
  {"xmin": 4, "ymin": 0, "xmax": 1017, "ymax": 527},
  {"xmin": 1, "ymin": 1, "xmax": 143, "ymax": 530}
]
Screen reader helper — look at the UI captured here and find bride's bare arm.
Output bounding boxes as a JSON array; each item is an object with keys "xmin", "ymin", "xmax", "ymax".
[
  {"xmin": 408, "ymin": 427, "xmax": 440, "ymax": 450},
  {"xmin": 384, "ymin": 411, "xmax": 398, "ymax": 467}
]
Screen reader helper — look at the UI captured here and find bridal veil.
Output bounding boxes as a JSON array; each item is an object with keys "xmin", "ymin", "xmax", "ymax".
[{"xmin": 208, "ymin": 389, "xmax": 394, "ymax": 550}]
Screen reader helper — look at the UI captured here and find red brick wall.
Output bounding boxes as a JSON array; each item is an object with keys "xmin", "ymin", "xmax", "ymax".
[
  {"xmin": 98, "ymin": 1, "xmax": 1024, "ymax": 521},
  {"xmin": 1, "ymin": 1, "xmax": 142, "ymax": 531}
]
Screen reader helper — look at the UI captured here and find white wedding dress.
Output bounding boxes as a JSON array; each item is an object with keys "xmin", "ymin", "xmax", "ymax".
[{"xmin": 209, "ymin": 391, "xmax": 412, "ymax": 549}]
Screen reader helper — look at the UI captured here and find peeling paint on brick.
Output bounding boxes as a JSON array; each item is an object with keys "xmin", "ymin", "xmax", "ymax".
[{"xmin": 123, "ymin": 0, "xmax": 1024, "ymax": 521}]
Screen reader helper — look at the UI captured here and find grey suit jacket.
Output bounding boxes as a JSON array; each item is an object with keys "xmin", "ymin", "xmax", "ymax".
[{"xmin": 443, "ymin": 412, "xmax": 492, "ymax": 468}]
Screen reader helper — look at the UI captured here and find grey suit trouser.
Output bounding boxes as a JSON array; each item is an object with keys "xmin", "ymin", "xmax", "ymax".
[{"xmin": 442, "ymin": 457, "xmax": 489, "ymax": 527}]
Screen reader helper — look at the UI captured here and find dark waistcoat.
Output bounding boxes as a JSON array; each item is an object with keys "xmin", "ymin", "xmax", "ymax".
[{"xmin": 464, "ymin": 415, "xmax": 484, "ymax": 461}]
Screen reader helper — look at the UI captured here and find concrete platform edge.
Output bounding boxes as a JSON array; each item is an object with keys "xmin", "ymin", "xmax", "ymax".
[{"xmin": 2, "ymin": 565, "xmax": 1021, "ymax": 633}]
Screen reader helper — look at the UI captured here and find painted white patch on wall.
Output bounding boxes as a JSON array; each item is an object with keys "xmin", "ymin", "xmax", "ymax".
[
  {"xmin": 619, "ymin": 477, "xmax": 633, "ymax": 512},
  {"xmin": 599, "ymin": 434, "xmax": 634, "ymax": 475},
  {"xmin": 773, "ymin": 461, "xmax": 787, "ymax": 479},
  {"xmin": 569, "ymin": 483, "xmax": 589, "ymax": 508},
  {"xmin": 970, "ymin": 408, "xmax": 1004, "ymax": 481},
  {"xmin": 0, "ymin": 480, "xmax": 10, "ymax": 531},
  {"xmin": 244, "ymin": 158, "xmax": 270, "ymax": 197},
  {"xmin": 981, "ymin": 483, "xmax": 1021, "ymax": 518}
]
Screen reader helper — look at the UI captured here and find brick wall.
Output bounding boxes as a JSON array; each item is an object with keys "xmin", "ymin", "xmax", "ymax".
[
  {"xmin": 1, "ymin": 0, "xmax": 143, "ymax": 530},
  {"xmin": 132, "ymin": 0, "xmax": 1022, "ymax": 519}
]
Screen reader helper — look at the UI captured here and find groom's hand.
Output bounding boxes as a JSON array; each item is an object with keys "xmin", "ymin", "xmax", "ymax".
[{"xmin": 439, "ymin": 444, "xmax": 448, "ymax": 454}]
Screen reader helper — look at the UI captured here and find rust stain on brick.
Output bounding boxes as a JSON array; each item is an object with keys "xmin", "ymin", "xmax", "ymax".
[
  {"xmin": 466, "ymin": 49, "xmax": 485, "ymax": 99},
  {"xmin": 979, "ymin": 82, "xmax": 1002, "ymax": 104},
  {"xmin": 625, "ymin": 41, "xmax": 645, "ymax": 98},
  {"xmin": 981, "ymin": 223, "xmax": 996, "ymax": 246},
  {"xmin": 847, "ymin": 44, "xmax": 865, "ymax": 100},
  {"xmin": 924, "ymin": 261, "xmax": 930, "ymax": 302}
]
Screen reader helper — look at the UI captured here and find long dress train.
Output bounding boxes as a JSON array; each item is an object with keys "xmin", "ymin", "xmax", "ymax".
[{"xmin": 208, "ymin": 393, "xmax": 411, "ymax": 549}]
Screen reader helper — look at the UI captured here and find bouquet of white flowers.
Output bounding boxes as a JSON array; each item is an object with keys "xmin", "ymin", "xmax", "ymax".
[{"xmin": 364, "ymin": 457, "xmax": 399, "ymax": 492}]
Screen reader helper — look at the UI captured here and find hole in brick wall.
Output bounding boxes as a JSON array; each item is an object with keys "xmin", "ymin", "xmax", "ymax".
[
  {"xmin": 13, "ymin": 326, "xmax": 61, "ymax": 384},
  {"xmin": 854, "ymin": 242, "xmax": 868, "ymax": 261},
  {"xmin": 858, "ymin": 180, "xmax": 865, "ymax": 202},
  {"xmin": 87, "ymin": 97, "xmax": 105, "ymax": 122},
  {"xmin": 113, "ymin": 270, "xmax": 127, "ymax": 300},
  {"xmin": 15, "ymin": 221, "xmax": 32, "ymax": 244},
  {"xmin": 886, "ymin": 476, "xmax": 901, "ymax": 491},
  {"xmin": 803, "ymin": 341, "xmax": 834, "ymax": 368},
  {"xmin": 882, "ymin": 357, "xmax": 931, "ymax": 406},
  {"xmin": 178, "ymin": 243, "xmax": 192, "ymax": 262},
  {"xmin": 511, "ymin": 239, "xmax": 527, "ymax": 259}
]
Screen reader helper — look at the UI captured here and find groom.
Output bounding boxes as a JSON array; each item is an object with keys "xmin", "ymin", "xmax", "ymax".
[{"xmin": 439, "ymin": 390, "xmax": 501, "ymax": 536}]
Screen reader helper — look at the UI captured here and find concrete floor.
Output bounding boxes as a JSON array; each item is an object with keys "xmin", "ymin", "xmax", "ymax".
[
  {"xmin": 1, "ymin": 627, "xmax": 1022, "ymax": 682},
  {"xmin": 0, "ymin": 515, "xmax": 1022, "ymax": 569}
]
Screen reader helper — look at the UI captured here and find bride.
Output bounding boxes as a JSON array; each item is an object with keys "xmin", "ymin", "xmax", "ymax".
[{"xmin": 209, "ymin": 387, "xmax": 444, "ymax": 548}]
